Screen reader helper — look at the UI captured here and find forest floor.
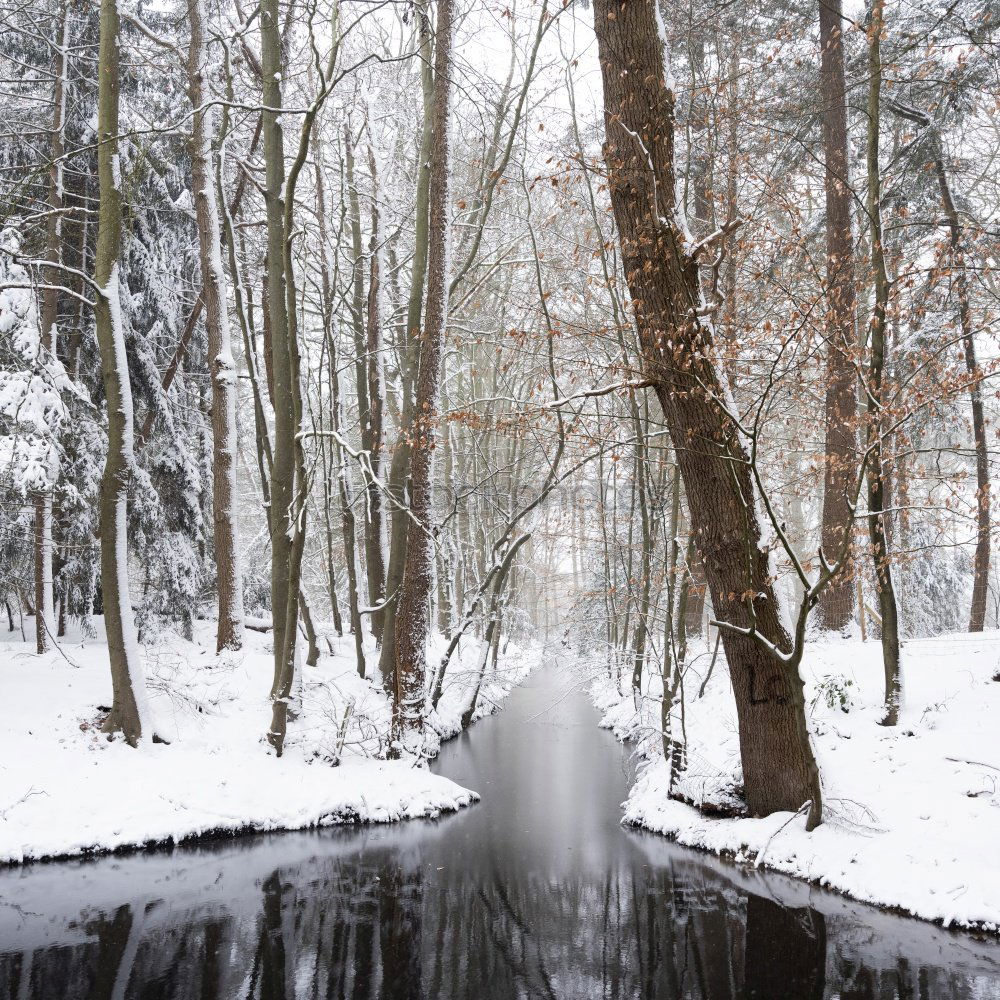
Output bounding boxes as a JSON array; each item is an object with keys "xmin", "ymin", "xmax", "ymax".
[
  {"xmin": 589, "ymin": 630, "xmax": 1000, "ymax": 933},
  {"xmin": 0, "ymin": 618, "xmax": 536, "ymax": 865}
]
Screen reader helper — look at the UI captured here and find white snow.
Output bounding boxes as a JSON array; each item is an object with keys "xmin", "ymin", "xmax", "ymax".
[
  {"xmin": 0, "ymin": 619, "xmax": 536, "ymax": 865},
  {"xmin": 587, "ymin": 631, "xmax": 1000, "ymax": 933}
]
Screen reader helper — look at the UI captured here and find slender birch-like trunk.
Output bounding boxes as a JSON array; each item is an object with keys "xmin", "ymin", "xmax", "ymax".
[
  {"xmin": 188, "ymin": 0, "xmax": 244, "ymax": 652},
  {"xmin": 364, "ymin": 143, "xmax": 387, "ymax": 641},
  {"xmin": 34, "ymin": 0, "xmax": 71, "ymax": 654},
  {"xmin": 95, "ymin": 0, "xmax": 153, "ymax": 745},
  {"xmin": 932, "ymin": 148, "xmax": 990, "ymax": 631},
  {"xmin": 314, "ymin": 139, "xmax": 364, "ymax": 673}
]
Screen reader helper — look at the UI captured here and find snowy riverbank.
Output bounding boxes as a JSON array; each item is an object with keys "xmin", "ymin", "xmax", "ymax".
[
  {"xmin": 0, "ymin": 619, "xmax": 536, "ymax": 865},
  {"xmin": 589, "ymin": 630, "xmax": 1000, "ymax": 932}
]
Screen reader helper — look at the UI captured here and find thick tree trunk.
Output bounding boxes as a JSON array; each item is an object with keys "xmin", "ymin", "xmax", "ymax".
[
  {"xmin": 188, "ymin": 0, "xmax": 244, "ymax": 652},
  {"xmin": 378, "ymin": 5, "xmax": 434, "ymax": 689},
  {"xmin": 94, "ymin": 0, "xmax": 153, "ymax": 745},
  {"xmin": 865, "ymin": 0, "xmax": 902, "ymax": 725},
  {"xmin": 593, "ymin": 0, "xmax": 822, "ymax": 825},
  {"xmin": 390, "ymin": 0, "xmax": 453, "ymax": 755},
  {"xmin": 816, "ymin": 0, "xmax": 859, "ymax": 631}
]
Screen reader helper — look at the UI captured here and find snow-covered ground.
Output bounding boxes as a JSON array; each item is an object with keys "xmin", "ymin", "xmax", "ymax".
[
  {"xmin": 0, "ymin": 618, "xmax": 536, "ymax": 865},
  {"xmin": 588, "ymin": 630, "xmax": 1000, "ymax": 932}
]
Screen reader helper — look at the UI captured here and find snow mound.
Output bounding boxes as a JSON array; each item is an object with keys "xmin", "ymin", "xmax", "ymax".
[
  {"xmin": 587, "ymin": 632, "xmax": 1000, "ymax": 933},
  {"xmin": 0, "ymin": 620, "xmax": 535, "ymax": 865}
]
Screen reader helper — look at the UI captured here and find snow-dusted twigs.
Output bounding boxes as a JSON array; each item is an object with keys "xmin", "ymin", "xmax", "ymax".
[
  {"xmin": 755, "ymin": 800, "xmax": 812, "ymax": 868},
  {"xmin": 542, "ymin": 379, "xmax": 655, "ymax": 410}
]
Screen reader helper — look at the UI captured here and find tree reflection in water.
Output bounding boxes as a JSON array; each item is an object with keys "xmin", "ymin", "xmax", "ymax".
[
  {"xmin": 3, "ymin": 671, "xmax": 999, "ymax": 1000},
  {"xmin": 2, "ymin": 830, "xmax": 999, "ymax": 1000}
]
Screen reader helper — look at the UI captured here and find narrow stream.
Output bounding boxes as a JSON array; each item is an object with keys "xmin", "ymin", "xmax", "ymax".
[{"xmin": 2, "ymin": 666, "xmax": 1000, "ymax": 998}]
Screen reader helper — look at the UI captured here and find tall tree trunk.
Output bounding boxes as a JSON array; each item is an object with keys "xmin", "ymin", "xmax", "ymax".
[
  {"xmin": 390, "ymin": 0, "xmax": 453, "ymax": 755},
  {"xmin": 816, "ymin": 0, "xmax": 860, "ymax": 631},
  {"xmin": 630, "ymin": 428, "xmax": 653, "ymax": 707},
  {"xmin": 261, "ymin": 0, "xmax": 294, "ymax": 708},
  {"xmin": 34, "ymin": 0, "xmax": 71, "ymax": 655},
  {"xmin": 188, "ymin": 0, "xmax": 244, "ymax": 652},
  {"xmin": 262, "ymin": 0, "xmax": 311, "ymax": 754},
  {"xmin": 378, "ymin": 5, "xmax": 434, "ymax": 689},
  {"xmin": 364, "ymin": 144, "xmax": 387, "ymax": 641},
  {"xmin": 865, "ymin": 0, "xmax": 902, "ymax": 725},
  {"xmin": 344, "ymin": 126, "xmax": 381, "ymax": 634},
  {"xmin": 932, "ymin": 148, "xmax": 990, "ymax": 631},
  {"xmin": 592, "ymin": 0, "xmax": 822, "ymax": 826},
  {"xmin": 314, "ymin": 137, "xmax": 365, "ymax": 675},
  {"xmin": 94, "ymin": 0, "xmax": 153, "ymax": 745}
]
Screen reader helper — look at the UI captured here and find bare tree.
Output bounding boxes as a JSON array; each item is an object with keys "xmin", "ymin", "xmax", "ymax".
[
  {"xmin": 94, "ymin": 0, "xmax": 154, "ymax": 744},
  {"xmin": 390, "ymin": 0, "xmax": 454, "ymax": 755},
  {"xmin": 592, "ymin": 0, "xmax": 822, "ymax": 826},
  {"xmin": 816, "ymin": 0, "xmax": 859, "ymax": 632},
  {"xmin": 188, "ymin": 0, "xmax": 244, "ymax": 652},
  {"xmin": 864, "ymin": 0, "xmax": 902, "ymax": 725}
]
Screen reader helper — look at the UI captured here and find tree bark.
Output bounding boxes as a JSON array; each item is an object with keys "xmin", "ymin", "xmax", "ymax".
[
  {"xmin": 933, "ymin": 148, "xmax": 990, "ymax": 631},
  {"xmin": 816, "ymin": 0, "xmax": 860, "ymax": 631},
  {"xmin": 864, "ymin": 0, "xmax": 902, "ymax": 725},
  {"xmin": 34, "ymin": 0, "xmax": 71, "ymax": 655},
  {"xmin": 390, "ymin": 0, "xmax": 454, "ymax": 755},
  {"xmin": 314, "ymin": 138, "xmax": 365, "ymax": 676},
  {"xmin": 188, "ymin": 0, "xmax": 244, "ymax": 652},
  {"xmin": 592, "ymin": 0, "xmax": 822, "ymax": 825},
  {"xmin": 378, "ymin": 4, "xmax": 434, "ymax": 689},
  {"xmin": 364, "ymin": 143, "xmax": 387, "ymax": 641},
  {"xmin": 94, "ymin": 0, "xmax": 153, "ymax": 745},
  {"xmin": 260, "ymin": 0, "xmax": 291, "ymax": 681},
  {"xmin": 261, "ymin": 0, "xmax": 313, "ymax": 753}
]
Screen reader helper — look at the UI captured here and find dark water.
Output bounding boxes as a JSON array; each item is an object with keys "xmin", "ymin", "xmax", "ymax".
[{"xmin": 2, "ymin": 667, "xmax": 1000, "ymax": 999}]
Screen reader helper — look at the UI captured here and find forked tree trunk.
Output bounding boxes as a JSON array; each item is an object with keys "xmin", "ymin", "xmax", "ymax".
[
  {"xmin": 188, "ymin": 0, "xmax": 244, "ymax": 652},
  {"xmin": 593, "ymin": 0, "xmax": 822, "ymax": 826},
  {"xmin": 94, "ymin": 0, "xmax": 153, "ymax": 745},
  {"xmin": 390, "ymin": 0, "xmax": 453, "ymax": 755},
  {"xmin": 864, "ymin": 0, "xmax": 902, "ymax": 725},
  {"xmin": 816, "ymin": 0, "xmax": 860, "ymax": 631}
]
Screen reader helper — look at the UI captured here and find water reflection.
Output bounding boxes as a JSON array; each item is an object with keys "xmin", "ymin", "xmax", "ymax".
[{"xmin": 2, "ymin": 669, "xmax": 999, "ymax": 999}]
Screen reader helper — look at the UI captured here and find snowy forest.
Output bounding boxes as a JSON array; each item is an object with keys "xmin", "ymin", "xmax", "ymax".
[{"xmin": 2, "ymin": 0, "xmax": 1000, "ymax": 995}]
